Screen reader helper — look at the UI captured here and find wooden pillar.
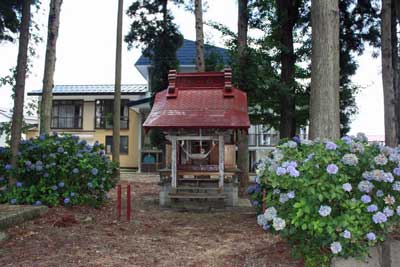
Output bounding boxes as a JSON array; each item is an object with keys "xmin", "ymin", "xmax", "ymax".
[
  {"xmin": 171, "ymin": 136, "xmax": 177, "ymax": 192},
  {"xmin": 137, "ymin": 111, "xmax": 142, "ymax": 173},
  {"xmin": 219, "ymin": 135, "xmax": 224, "ymax": 189}
]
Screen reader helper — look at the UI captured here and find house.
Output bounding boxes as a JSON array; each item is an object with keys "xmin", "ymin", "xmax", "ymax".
[{"xmin": 27, "ymin": 39, "xmax": 277, "ymax": 171}]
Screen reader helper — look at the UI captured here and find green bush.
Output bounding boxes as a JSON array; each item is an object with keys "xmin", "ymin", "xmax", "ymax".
[
  {"xmin": 249, "ymin": 134, "xmax": 400, "ymax": 266},
  {"xmin": 0, "ymin": 133, "xmax": 117, "ymax": 207}
]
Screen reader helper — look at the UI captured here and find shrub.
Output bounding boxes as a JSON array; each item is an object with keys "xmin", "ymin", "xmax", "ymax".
[
  {"xmin": 249, "ymin": 134, "xmax": 400, "ymax": 266},
  {"xmin": 0, "ymin": 133, "xmax": 117, "ymax": 207}
]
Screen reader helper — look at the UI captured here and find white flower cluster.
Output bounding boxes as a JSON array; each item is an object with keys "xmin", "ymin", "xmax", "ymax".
[
  {"xmin": 341, "ymin": 153, "xmax": 358, "ymax": 166},
  {"xmin": 257, "ymin": 206, "xmax": 286, "ymax": 231}
]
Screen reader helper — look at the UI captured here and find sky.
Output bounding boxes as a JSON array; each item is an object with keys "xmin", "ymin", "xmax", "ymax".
[{"xmin": 0, "ymin": 0, "xmax": 384, "ymax": 137}]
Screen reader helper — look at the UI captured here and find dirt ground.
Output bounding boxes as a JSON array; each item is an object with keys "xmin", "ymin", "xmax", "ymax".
[{"xmin": 0, "ymin": 181, "xmax": 303, "ymax": 267}]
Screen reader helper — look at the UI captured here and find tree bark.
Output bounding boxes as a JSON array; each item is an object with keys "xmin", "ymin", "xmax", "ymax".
[
  {"xmin": 392, "ymin": 0, "xmax": 400, "ymax": 145},
  {"xmin": 194, "ymin": 0, "xmax": 205, "ymax": 72},
  {"xmin": 276, "ymin": 0, "xmax": 299, "ymax": 139},
  {"xmin": 309, "ymin": 0, "xmax": 340, "ymax": 140},
  {"xmin": 237, "ymin": 0, "xmax": 249, "ymax": 195},
  {"xmin": 381, "ymin": 0, "xmax": 397, "ymax": 147},
  {"xmin": 113, "ymin": 0, "xmax": 123, "ymax": 169},
  {"xmin": 10, "ymin": 0, "xmax": 32, "ymax": 185},
  {"xmin": 40, "ymin": 0, "xmax": 63, "ymax": 135}
]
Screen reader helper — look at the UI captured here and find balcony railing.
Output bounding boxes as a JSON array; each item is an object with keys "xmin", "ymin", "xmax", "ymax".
[{"xmin": 248, "ymin": 133, "xmax": 280, "ymax": 147}]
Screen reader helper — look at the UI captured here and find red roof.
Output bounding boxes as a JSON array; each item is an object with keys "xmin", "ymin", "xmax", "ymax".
[{"xmin": 143, "ymin": 69, "xmax": 250, "ymax": 130}]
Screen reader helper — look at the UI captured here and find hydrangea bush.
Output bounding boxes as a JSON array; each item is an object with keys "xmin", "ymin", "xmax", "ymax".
[
  {"xmin": 0, "ymin": 133, "xmax": 117, "ymax": 207},
  {"xmin": 248, "ymin": 133, "xmax": 400, "ymax": 266}
]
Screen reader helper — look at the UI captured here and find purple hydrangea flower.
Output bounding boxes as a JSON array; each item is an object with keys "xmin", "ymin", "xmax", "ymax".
[
  {"xmin": 16, "ymin": 181, "xmax": 23, "ymax": 187},
  {"xmin": 393, "ymin": 167, "xmax": 400, "ymax": 177},
  {"xmin": 72, "ymin": 168, "xmax": 79, "ymax": 174},
  {"xmin": 10, "ymin": 198, "xmax": 17, "ymax": 204},
  {"xmin": 342, "ymin": 183, "xmax": 352, "ymax": 192},
  {"xmin": 325, "ymin": 141, "xmax": 337, "ymax": 150},
  {"xmin": 319, "ymin": 205, "xmax": 332, "ymax": 217},
  {"xmin": 326, "ymin": 164, "xmax": 339, "ymax": 175},
  {"xmin": 341, "ymin": 136, "xmax": 352, "ymax": 144},
  {"xmin": 5, "ymin": 164, "xmax": 12, "ymax": 171},
  {"xmin": 287, "ymin": 166, "xmax": 300, "ymax": 177},
  {"xmin": 367, "ymin": 204, "xmax": 378, "ymax": 212},
  {"xmin": 43, "ymin": 173, "xmax": 49, "ymax": 178},
  {"xmin": 393, "ymin": 181, "xmax": 400, "ymax": 191},
  {"xmin": 376, "ymin": 190, "xmax": 384, "ymax": 197},
  {"xmin": 64, "ymin": 198, "xmax": 70, "ymax": 204},
  {"xmin": 262, "ymin": 223, "xmax": 270, "ymax": 231},
  {"xmin": 51, "ymin": 185, "xmax": 58, "ymax": 191},
  {"xmin": 361, "ymin": 195, "xmax": 372, "ymax": 203},
  {"xmin": 342, "ymin": 230, "xmax": 351, "ymax": 239},
  {"xmin": 70, "ymin": 192, "xmax": 75, "ymax": 197},
  {"xmin": 358, "ymin": 180, "xmax": 374, "ymax": 193},
  {"xmin": 34, "ymin": 200, "xmax": 42, "ymax": 206},
  {"xmin": 276, "ymin": 167, "xmax": 287, "ymax": 176},
  {"xmin": 330, "ymin": 242, "xmax": 342, "ymax": 254},
  {"xmin": 57, "ymin": 147, "xmax": 64, "ymax": 153},
  {"xmin": 372, "ymin": 212, "xmax": 387, "ymax": 224},
  {"xmin": 91, "ymin": 168, "xmax": 98, "ymax": 176},
  {"xmin": 279, "ymin": 193, "xmax": 289, "ymax": 203},
  {"xmin": 366, "ymin": 232, "xmax": 376, "ymax": 241},
  {"xmin": 58, "ymin": 182, "xmax": 65, "ymax": 188}
]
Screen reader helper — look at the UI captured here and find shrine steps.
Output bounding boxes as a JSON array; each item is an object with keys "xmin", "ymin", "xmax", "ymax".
[{"xmin": 168, "ymin": 192, "xmax": 226, "ymax": 199}]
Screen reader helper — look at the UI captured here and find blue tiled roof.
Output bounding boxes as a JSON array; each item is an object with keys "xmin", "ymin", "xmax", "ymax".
[
  {"xmin": 28, "ymin": 84, "xmax": 148, "ymax": 96},
  {"xmin": 135, "ymin": 39, "xmax": 230, "ymax": 66}
]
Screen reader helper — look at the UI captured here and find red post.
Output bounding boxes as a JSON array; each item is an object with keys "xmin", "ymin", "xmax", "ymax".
[
  {"xmin": 262, "ymin": 189, "xmax": 266, "ymax": 213},
  {"xmin": 117, "ymin": 184, "xmax": 121, "ymax": 220},
  {"xmin": 126, "ymin": 183, "xmax": 131, "ymax": 222}
]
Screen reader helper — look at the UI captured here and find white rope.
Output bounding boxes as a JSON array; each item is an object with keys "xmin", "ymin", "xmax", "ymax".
[{"xmin": 179, "ymin": 140, "xmax": 217, "ymax": 160}]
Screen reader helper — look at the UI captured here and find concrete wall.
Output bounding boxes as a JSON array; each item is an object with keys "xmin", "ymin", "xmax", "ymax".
[{"xmin": 331, "ymin": 240, "xmax": 400, "ymax": 267}]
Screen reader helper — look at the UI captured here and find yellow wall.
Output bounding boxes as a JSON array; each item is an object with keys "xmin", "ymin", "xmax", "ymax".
[{"xmin": 25, "ymin": 103, "xmax": 139, "ymax": 169}]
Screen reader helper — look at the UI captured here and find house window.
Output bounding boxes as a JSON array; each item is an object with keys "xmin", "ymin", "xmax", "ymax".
[
  {"xmin": 105, "ymin": 136, "xmax": 129, "ymax": 154},
  {"xmin": 95, "ymin": 99, "xmax": 129, "ymax": 129},
  {"xmin": 51, "ymin": 100, "xmax": 83, "ymax": 129}
]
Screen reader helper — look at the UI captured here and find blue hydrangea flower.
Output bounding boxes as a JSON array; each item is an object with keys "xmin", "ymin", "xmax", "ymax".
[
  {"xmin": 367, "ymin": 204, "xmax": 378, "ymax": 212},
  {"xmin": 319, "ymin": 205, "xmax": 332, "ymax": 217},
  {"xmin": 326, "ymin": 164, "xmax": 338, "ymax": 175},
  {"xmin": 34, "ymin": 200, "xmax": 42, "ymax": 206},
  {"xmin": 393, "ymin": 167, "xmax": 400, "ymax": 177},
  {"xmin": 287, "ymin": 191, "xmax": 295, "ymax": 199},
  {"xmin": 5, "ymin": 164, "xmax": 12, "ymax": 171},
  {"xmin": 287, "ymin": 166, "xmax": 300, "ymax": 177},
  {"xmin": 358, "ymin": 180, "xmax": 374, "ymax": 193},
  {"xmin": 10, "ymin": 198, "xmax": 17, "ymax": 204},
  {"xmin": 341, "ymin": 136, "xmax": 352, "ymax": 144},
  {"xmin": 80, "ymin": 140, "xmax": 87, "ymax": 145},
  {"xmin": 361, "ymin": 195, "xmax": 372, "ymax": 203},
  {"xmin": 342, "ymin": 230, "xmax": 351, "ymax": 239},
  {"xmin": 392, "ymin": 181, "xmax": 400, "ymax": 191},
  {"xmin": 57, "ymin": 147, "xmax": 64, "ymax": 153},
  {"xmin": 325, "ymin": 141, "xmax": 337, "ymax": 150},
  {"xmin": 342, "ymin": 183, "xmax": 352, "ymax": 192},
  {"xmin": 58, "ymin": 182, "xmax": 65, "ymax": 188},
  {"xmin": 247, "ymin": 185, "xmax": 257, "ymax": 194},
  {"xmin": 64, "ymin": 198, "xmax": 70, "ymax": 204},
  {"xmin": 91, "ymin": 168, "xmax": 98, "ymax": 176},
  {"xmin": 43, "ymin": 173, "xmax": 49, "ymax": 178},
  {"xmin": 87, "ymin": 182, "xmax": 93, "ymax": 188},
  {"xmin": 384, "ymin": 207, "xmax": 394, "ymax": 217},
  {"xmin": 36, "ymin": 165, "xmax": 43, "ymax": 172},
  {"xmin": 276, "ymin": 167, "xmax": 287, "ymax": 176},
  {"xmin": 70, "ymin": 192, "xmax": 75, "ymax": 197},
  {"xmin": 25, "ymin": 160, "xmax": 32, "ymax": 166},
  {"xmin": 374, "ymin": 154, "xmax": 388, "ymax": 166},
  {"xmin": 376, "ymin": 190, "xmax": 384, "ymax": 197},
  {"xmin": 262, "ymin": 223, "xmax": 270, "ymax": 231},
  {"xmin": 330, "ymin": 242, "xmax": 342, "ymax": 254},
  {"xmin": 272, "ymin": 188, "xmax": 280, "ymax": 195},
  {"xmin": 341, "ymin": 154, "xmax": 358, "ymax": 166},
  {"xmin": 366, "ymin": 232, "xmax": 376, "ymax": 241},
  {"xmin": 51, "ymin": 185, "xmax": 58, "ymax": 191},
  {"xmin": 279, "ymin": 193, "xmax": 289, "ymax": 203},
  {"xmin": 372, "ymin": 212, "xmax": 387, "ymax": 224},
  {"xmin": 16, "ymin": 181, "xmax": 23, "ymax": 187},
  {"xmin": 397, "ymin": 206, "xmax": 400, "ymax": 216},
  {"xmin": 72, "ymin": 168, "xmax": 79, "ymax": 174}
]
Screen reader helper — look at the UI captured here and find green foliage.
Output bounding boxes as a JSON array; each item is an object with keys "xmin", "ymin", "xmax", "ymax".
[
  {"xmin": 249, "ymin": 135, "xmax": 400, "ymax": 266},
  {"xmin": 0, "ymin": 0, "xmax": 21, "ymax": 42},
  {"xmin": 0, "ymin": 134, "xmax": 117, "ymax": 207}
]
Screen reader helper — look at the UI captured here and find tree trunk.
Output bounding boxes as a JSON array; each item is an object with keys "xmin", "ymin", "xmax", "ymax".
[
  {"xmin": 309, "ymin": 0, "xmax": 340, "ymax": 140},
  {"xmin": 40, "ymin": 0, "xmax": 63, "ymax": 135},
  {"xmin": 276, "ymin": 0, "xmax": 299, "ymax": 139},
  {"xmin": 194, "ymin": 0, "xmax": 205, "ymax": 72},
  {"xmin": 10, "ymin": 0, "xmax": 32, "ymax": 185},
  {"xmin": 113, "ymin": 0, "xmax": 123, "ymax": 170},
  {"xmin": 237, "ymin": 0, "xmax": 249, "ymax": 195},
  {"xmin": 381, "ymin": 0, "xmax": 397, "ymax": 147},
  {"xmin": 392, "ymin": 0, "xmax": 400, "ymax": 145}
]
